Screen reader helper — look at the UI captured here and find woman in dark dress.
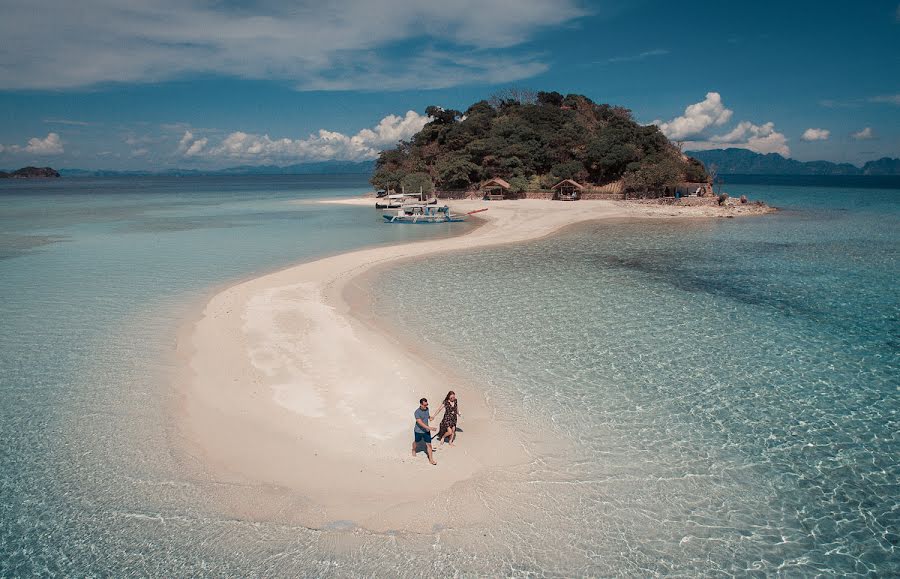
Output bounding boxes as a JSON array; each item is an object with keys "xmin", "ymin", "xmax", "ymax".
[{"xmin": 431, "ymin": 390, "xmax": 460, "ymax": 446}]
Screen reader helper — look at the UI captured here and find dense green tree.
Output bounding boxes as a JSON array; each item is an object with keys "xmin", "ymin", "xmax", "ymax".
[
  {"xmin": 684, "ymin": 157, "xmax": 709, "ymax": 182},
  {"xmin": 436, "ymin": 154, "xmax": 480, "ymax": 190},
  {"xmin": 551, "ymin": 160, "xmax": 587, "ymax": 181},
  {"xmin": 425, "ymin": 106, "xmax": 462, "ymax": 125},
  {"xmin": 537, "ymin": 91, "xmax": 564, "ymax": 107},
  {"xmin": 371, "ymin": 91, "xmax": 706, "ymax": 197},
  {"xmin": 507, "ymin": 176, "xmax": 530, "ymax": 193},
  {"xmin": 622, "ymin": 155, "xmax": 683, "ymax": 195},
  {"xmin": 400, "ymin": 172, "xmax": 434, "ymax": 195}
]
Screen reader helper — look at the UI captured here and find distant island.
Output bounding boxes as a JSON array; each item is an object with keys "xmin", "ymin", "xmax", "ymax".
[
  {"xmin": 688, "ymin": 148, "xmax": 900, "ymax": 176},
  {"xmin": 22, "ymin": 133, "xmax": 899, "ymax": 182},
  {"xmin": 372, "ymin": 91, "xmax": 708, "ymax": 195},
  {"xmin": 58, "ymin": 160, "xmax": 376, "ymax": 177},
  {"xmin": 0, "ymin": 166, "xmax": 61, "ymax": 179}
]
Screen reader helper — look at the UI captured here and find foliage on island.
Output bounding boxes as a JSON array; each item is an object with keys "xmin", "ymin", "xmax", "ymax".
[{"xmin": 372, "ymin": 91, "xmax": 708, "ymax": 195}]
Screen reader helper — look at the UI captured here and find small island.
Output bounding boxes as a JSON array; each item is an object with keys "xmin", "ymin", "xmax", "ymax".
[
  {"xmin": 0, "ymin": 166, "xmax": 61, "ymax": 179},
  {"xmin": 371, "ymin": 91, "xmax": 770, "ymax": 213},
  {"xmin": 372, "ymin": 92, "xmax": 710, "ymax": 196}
]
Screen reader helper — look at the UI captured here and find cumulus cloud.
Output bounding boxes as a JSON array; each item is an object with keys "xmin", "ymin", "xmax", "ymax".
[
  {"xmin": 655, "ymin": 92, "xmax": 733, "ymax": 140},
  {"xmin": 184, "ymin": 138, "xmax": 208, "ymax": 156},
  {"xmin": 1, "ymin": 132, "xmax": 65, "ymax": 155},
  {"xmin": 659, "ymin": 93, "xmax": 790, "ymax": 156},
  {"xmin": 708, "ymin": 121, "xmax": 756, "ymax": 144},
  {"xmin": 801, "ymin": 128, "xmax": 830, "ymax": 141},
  {"xmin": 176, "ymin": 131, "xmax": 196, "ymax": 153},
  {"xmin": 183, "ymin": 110, "xmax": 429, "ymax": 163},
  {"xmin": 0, "ymin": 0, "xmax": 584, "ymax": 90},
  {"xmin": 852, "ymin": 127, "xmax": 875, "ymax": 140},
  {"xmin": 25, "ymin": 132, "xmax": 65, "ymax": 154}
]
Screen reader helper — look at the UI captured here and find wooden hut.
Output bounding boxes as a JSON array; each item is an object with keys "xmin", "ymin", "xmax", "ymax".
[
  {"xmin": 481, "ymin": 178, "xmax": 514, "ymax": 200},
  {"xmin": 551, "ymin": 179, "xmax": 584, "ymax": 201}
]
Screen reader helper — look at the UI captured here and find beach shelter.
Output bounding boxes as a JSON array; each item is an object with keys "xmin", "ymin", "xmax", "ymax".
[
  {"xmin": 551, "ymin": 179, "xmax": 585, "ymax": 201},
  {"xmin": 481, "ymin": 177, "xmax": 513, "ymax": 200}
]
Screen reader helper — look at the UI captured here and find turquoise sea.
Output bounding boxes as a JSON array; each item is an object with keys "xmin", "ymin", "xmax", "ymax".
[{"xmin": 1, "ymin": 175, "xmax": 898, "ymax": 575}]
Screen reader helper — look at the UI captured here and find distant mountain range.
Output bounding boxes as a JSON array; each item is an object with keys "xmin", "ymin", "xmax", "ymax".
[
  {"xmin": 18, "ymin": 151, "xmax": 900, "ymax": 179},
  {"xmin": 687, "ymin": 148, "xmax": 900, "ymax": 176},
  {"xmin": 57, "ymin": 159, "xmax": 377, "ymax": 177}
]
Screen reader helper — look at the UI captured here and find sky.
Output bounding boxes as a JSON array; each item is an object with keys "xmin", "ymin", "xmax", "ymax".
[{"xmin": 0, "ymin": 0, "xmax": 897, "ymax": 170}]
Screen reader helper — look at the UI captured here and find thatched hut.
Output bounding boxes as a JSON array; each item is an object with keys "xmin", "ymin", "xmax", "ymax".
[
  {"xmin": 481, "ymin": 178, "xmax": 514, "ymax": 200},
  {"xmin": 551, "ymin": 179, "xmax": 584, "ymax": 201}
]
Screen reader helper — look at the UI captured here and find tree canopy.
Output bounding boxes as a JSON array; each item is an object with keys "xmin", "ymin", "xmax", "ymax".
[{"xmin": 372, "ymin": 92, "xmax": 708, "ymax": 194}]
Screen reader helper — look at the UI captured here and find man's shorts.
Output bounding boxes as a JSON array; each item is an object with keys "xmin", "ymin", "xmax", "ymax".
[{"xmin": 414, "ymin": 431, "xmax": 432, "ymax": 444}]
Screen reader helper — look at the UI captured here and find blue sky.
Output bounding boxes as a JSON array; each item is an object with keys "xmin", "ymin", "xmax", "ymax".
[{"xmin": 1, "ymin": 0, "xmax": 897, "ymax": 170}]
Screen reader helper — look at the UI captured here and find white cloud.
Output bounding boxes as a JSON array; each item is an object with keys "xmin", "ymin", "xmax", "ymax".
[
  {"xmin": 605, "ymin": 49, "xmax": 669, "ymax": 64},
  {"xmin": 8, "ymin": 132, "xmax": 65, "ymax": 155},
  {"xmin": 184, "ymin": 110, "xmax": 430, "ymax": 163},
  {"xmin": 869, "ymin": 93, "xmax": 900, "ymax": 105},
  {"xmin": 352, "ymin": 111, "xmax": 431, "ymax": 149},
  {"xmin": 299, "ymin": 51, "xmax": 549, "ymax": 92},
  {"xmin": 26, "ymin": 132, "xmax": 64, "ymax": 154},
  {"xmin": 852, "ymin": 127, "xmax": 875, "ymax": 140},
  {"xmin": 801, "ymin": 128, "xmax": 830, "ymax": 141},
  {"xmin": 708, "ymin": 121, "xmax": 755, "ymax": 144},
  {"xmin": 685, "ymin": 121, "xmax": 790, "ymax": 156},
  {"xmin": 1, "ymin": 132, "xmax": 65, "ymax": 155},
  {"xmin": 655, "ymin": 92, "xmax": 733, "ymax": 140},
  {"xmin": 177, "ymin": 131, "xmax": 196, "ymax": 153},
  {"xmin": 44, "ymin": 118, "xmax": 90, "ymax": 126},
  {"xmin": 0, "ymin": 0, "xmax": 584, "ymax": 90},
  {"xmin": 184, "ymin": 138, "xmax": 208, "ymax": 156},
  {"xmin": 660, "ymin": 93, "xmax": 790, "ymax": 156}
]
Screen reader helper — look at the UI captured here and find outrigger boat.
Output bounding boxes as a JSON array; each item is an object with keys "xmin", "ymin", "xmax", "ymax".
[
  {"xmin": 383, "ymin": 204, "xmax": 466, "ymax": 223},
  {"xmin": 375, "ymin": 193, "xmax": 438, "ymax": 209}
]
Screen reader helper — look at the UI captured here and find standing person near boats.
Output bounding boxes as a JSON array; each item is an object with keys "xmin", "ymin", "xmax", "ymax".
[{"xmin": 431, "ymin": 391, "xmax": 460, "ymax": 446}]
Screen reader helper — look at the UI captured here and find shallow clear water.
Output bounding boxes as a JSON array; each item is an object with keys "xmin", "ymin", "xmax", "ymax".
[
  {"xmin": 1, "ymin": 176, "xmax": 897, "ymax": 575},
  {"xmin": 0, "ymin": 176, "xmax": 474, "ymax": 575},
  {"xmin": 373, "ymin": 183, "xmax": 900, "ymax": 574}
]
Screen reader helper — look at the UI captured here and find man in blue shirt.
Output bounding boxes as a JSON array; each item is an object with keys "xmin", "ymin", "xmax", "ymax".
[{"xmin": 413, "ymin": 397, "xmax": 438, "ymax": 465}]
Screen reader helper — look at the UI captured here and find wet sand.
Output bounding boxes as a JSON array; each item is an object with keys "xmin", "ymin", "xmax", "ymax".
[{"xmin": 175, "ymin": 198, "xmax": 770, "ymax": 531}]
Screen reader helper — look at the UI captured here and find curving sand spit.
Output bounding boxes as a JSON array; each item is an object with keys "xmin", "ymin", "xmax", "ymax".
[{"xmin": 175, "ymin": 198, "xmax": 770, "ymax": 532}]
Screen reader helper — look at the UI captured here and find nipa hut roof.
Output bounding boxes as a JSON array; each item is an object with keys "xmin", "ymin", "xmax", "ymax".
[
  {"xmin": 551, "ymin": 179, "xmax": 585, "ymax": 190},
  {"xmin": 482, "ymin": 177, "xmax": 511, "ymax": 190}
]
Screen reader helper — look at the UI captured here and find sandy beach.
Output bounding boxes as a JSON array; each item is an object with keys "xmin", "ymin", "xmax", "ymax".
[{"xmin": 175, "ymin": 198, "xmax": 772, "ymax": 532}]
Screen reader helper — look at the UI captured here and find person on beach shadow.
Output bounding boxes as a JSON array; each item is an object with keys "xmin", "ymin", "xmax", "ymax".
[
  {"xmin": 413, "ymin": 397, "xmax": 438, "ymax": 465},
  {"xmin": 431, "ymin": 390, "xmax": 461, "ymax": 446}
]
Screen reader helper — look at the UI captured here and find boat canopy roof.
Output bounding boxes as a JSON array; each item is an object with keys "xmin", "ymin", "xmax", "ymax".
[{"xmin": 387, "ymin": 193, "xmax": 422, "ymax": 198}]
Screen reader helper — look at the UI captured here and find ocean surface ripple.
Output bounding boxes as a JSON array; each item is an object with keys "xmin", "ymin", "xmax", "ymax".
[
  {"xmin": 1, "ymin": 177, "xmax": 897, "ymax": 575},
  {"xmin": 373, "ymin": 184, "xmax": 899, "ymax": 575}
]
